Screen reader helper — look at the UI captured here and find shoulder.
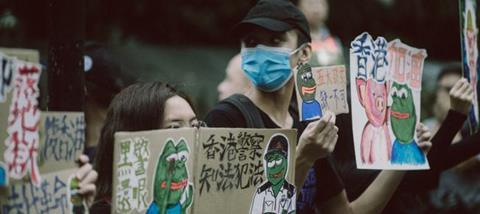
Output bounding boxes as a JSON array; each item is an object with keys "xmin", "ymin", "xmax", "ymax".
[
  {"xmin": 283, "ymin": 181, "xmax": 296, "ymax": 198},
  {"xmin": 257, "ymin": 181, "xmax": 272, "ymax": 193},
  {"xmin": 204, "ymin": 101, "xmax": 245, "ymax": 128}
]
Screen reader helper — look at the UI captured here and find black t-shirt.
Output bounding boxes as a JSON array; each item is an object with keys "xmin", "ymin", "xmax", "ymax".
[
  {"xmin": 204, "ymin": 100, "xmax": 345, "ymax": 213},
  {"xmin": 333, "ymin": 110, "xmax": 474, "ymax": 214}
]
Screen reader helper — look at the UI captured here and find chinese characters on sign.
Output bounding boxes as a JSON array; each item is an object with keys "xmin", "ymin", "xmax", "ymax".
[
  {"xmin": 350, "ymin": 32, "xmax": 429, "ymax": 170},
  {"xmin": 4, "ymin": 61, "xmax": 42, "ymax": 186},
  {"xmin": 0, "ymin": 169, "xmax": 74, "ymax": 214},
  {"xmin": 115, "ymin": 137, "xmax": 150, "ymax": 213},
  {"xmin": 42, "ymin": 114, "xmax": 85, "ymax": 162},
  {"xmin": 198, "ymin": 132, "xmax": 265, "ymax": 195}
]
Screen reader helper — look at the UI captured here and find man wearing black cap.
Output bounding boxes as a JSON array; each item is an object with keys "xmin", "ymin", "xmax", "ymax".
[
  {"xmin": 205, "ymin": 0, "xmax": 437, "ymax": 213},
  {"xmin": 205, "ymin": 0, "xmax": 340, "ymax": 212},
  {"xmin": 250, "ymin": 134, "xmax": 295, "ymax": 214}
]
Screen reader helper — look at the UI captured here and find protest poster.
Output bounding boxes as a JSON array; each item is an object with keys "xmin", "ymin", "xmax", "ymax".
[
  {"xmin": 350, "ymin": 32, "xmax": 430, "ymax": 170},
  {"xmin": 294, "ymin": 64, "xmax": 349, "ymax": 121},
  {"xmin": 0, "ymin": 168, "xmax": 88, "ymax": 214},
  {"xmin": 0, "ymin": 48, "xmax": 87, "ymax": 213},
  {"xmin": 112, "ymin": 128, "xmax": 297, "ymax": 214},
  {"xmin": 459, "ymin": 0, "xmax": 480, "ymax": 134},
  {"xmin": 0, "ymin": 48, "xmax": 42, "ymax": 186}
]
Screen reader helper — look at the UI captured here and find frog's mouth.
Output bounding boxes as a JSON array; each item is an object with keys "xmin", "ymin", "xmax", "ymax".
[
  {"xmin": 391, "ymin": 110, "xmax": 410, "ymax": 120},
  {"xmin": 302, "ymin": 86, "xmax": 316, "ymax": 95},
  {"xmin": 161, "ymin": 179, "xmax": 188, "ymax": 190},
  {"xmin": 270, "ymin": 170, "xmax": 284, "ymax": 179}
]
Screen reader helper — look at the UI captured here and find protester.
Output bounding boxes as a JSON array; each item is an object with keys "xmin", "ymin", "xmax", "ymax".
[
  {"xmin": 84, "ymin": 42, "xmax": 129, "ymax": 161},
  {"xmin": 423, "ymin": 64, "xmax": 464, "ymax": 142},
  {"xmin": 91, "ymin": 82, "xmax": 201, "ymax": 213},
  {"xmin": 297, "ymin": 0, "xmax": 344, "ymax": 66},
  {"xmin": 217, "ymin": 53, "xmax": 251, "ymax": 100},
  {"xmin": 333, "ymin": 78, "xmax": 480, "ymax": 214},
  {"xmin": 204, "ymin": 0, "xmax": 431, "ymax": 213}
]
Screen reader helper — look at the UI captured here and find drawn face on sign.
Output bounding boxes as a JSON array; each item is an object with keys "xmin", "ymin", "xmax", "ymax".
[
  {"xmin": 390, "ymin": 82, "xmax": 416, "ymax": 142},
  {"xmin": 153, "ymin": 138, "xmax": 190, "ymax": 206},
  {"xmin": 296, "ymin": 63, "xmax": 317, "ymax": 102},
  {"xmin": 263, "ymin": 134, "xmax": 289, "ymax": 186},
  {"xmin": 357, "ymin": 78, "xmax": 388, "ymax": 127},
  {"xmin": 265, "ymin": 152, "xmax": 287, "ymax": 185}
]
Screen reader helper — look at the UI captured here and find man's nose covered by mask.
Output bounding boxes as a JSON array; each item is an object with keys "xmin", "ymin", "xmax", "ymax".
[{"xmin": 241, "ymin": 44, "xmax": 304, "ymax": 92}]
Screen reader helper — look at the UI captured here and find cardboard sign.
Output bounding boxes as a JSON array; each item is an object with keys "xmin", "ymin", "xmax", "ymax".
[
  {"xmin": 294, "ymin": 64, "xmax": 349, "ymax": 121},
  {"xmin": 0, "ymin": 48, "xmax": 87, "ymax": 213},
  {"xmin": 0, "ymin": 168, "xmax": 87, "ymax": 214},
  {"xmin": 0, "ymin": 49, "xmax": 43, "ymax": 186},
  {"xmin": 350, "ymin": 32, "xmax": 430, "ymax": 170},
  {"xmin": 459, "ymin": 0, "xmax": 480, "ymax": 134},
  {"xmin": 112, "ymin": 128, "xmax": 297, "ymax": 214}
]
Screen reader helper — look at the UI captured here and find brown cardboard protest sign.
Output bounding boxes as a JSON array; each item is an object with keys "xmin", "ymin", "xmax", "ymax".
[
  {"xmin": 295, "ymin": 64, "xmax": 349, "ymax": 121},
  {"xmin": 0, "ymin": 48, "xmax": 86, "ymax": 213},
  {"xmin": 112, "ymin": 128, "xmax": 297, "ymax": 214},
  {"xmin": 38, "ymin": 112, "xmax": 86, "ymax": 174}
]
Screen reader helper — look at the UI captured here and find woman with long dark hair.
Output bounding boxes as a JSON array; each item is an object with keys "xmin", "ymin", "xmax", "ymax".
[{"xmin": 91, "ymin": 82, "xmax": 201, "ymax": 213}]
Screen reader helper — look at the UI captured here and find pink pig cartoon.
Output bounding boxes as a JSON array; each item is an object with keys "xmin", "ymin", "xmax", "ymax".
[{"xmin": 356, "ymin": 78, "xmax": 392, "ymax": 164}]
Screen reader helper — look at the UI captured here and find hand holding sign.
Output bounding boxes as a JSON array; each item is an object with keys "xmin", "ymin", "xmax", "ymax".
[
  {"xmin": 449, "ymin": 78, "xmax": 475, "ymax": 115},
  {"xmin": 297, "ymin": 111, "xmax": 338, "ymax": 163},
  {"xmin": 415, "ymin": 123, "xmax": 432, "ymax": 155}
]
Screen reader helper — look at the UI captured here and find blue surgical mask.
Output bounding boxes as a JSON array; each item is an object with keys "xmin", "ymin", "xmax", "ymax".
[{"xmin": 241, "ymin": 44, "xmax": 302, "ymax": 92}]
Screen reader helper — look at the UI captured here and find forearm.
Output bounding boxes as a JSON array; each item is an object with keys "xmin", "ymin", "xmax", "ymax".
[
  {"xmin": 428, "ymin": 110, "xmax": 467, "ymax": 167},
  {"xmin": 350, "ymin": 170, "xmax": 405, "ymax": 214},
  {"xmin": 294, "ymin": 155, "xmax": 314, "ymax": 195},
  {"xmin": 437, "ymin": 131, "xmax": 480, "ymax": 170}
]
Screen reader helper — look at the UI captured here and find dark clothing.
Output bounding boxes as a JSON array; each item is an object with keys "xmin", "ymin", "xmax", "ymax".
[
  {"xmin": 89, "ymin": 198, "xmax": 111, "ymax": 213},
  {"xmin": 333, "ymin": 110, "xmax": 480, "ymax": 214},
  {"xmin": 204, "ymin": 98, "xmax": 345, "ymax": 213}
]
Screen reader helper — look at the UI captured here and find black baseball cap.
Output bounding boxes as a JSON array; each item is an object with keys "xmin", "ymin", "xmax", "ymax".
[{"xmin": 233, "ymin": 0, "xmax": 311, "ymax": 42}]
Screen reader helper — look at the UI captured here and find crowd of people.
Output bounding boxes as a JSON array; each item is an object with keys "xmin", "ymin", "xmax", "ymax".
[{"xmin": 58, "ymin": 0, "xmax": 480, "ymax": 213}]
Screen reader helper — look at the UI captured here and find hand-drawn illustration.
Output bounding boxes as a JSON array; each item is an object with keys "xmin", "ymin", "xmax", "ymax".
[
  {"xmin": 250, "ymin": 133, "xmax": 295, "ymax": 214},
  {"xmin": 460, "ymin": 0, "xmax": 479, "ymax": 134},
  {"xmin": 4, "ymin": 61, "xmax": 42, "ymax": 185},
  {"xmin": 296, "ymin": 63, "xmax": 323, "ymax": 121},
  {"xmin": 147, "ymin": 138, "xmax": 193, "ymax": 214},
  {"xmin": 389, "ymin": 82, "xmax": 425, "ymax": 165},
  {"xmin": 388, "ymin": 39, "xmax": 428, "ymax": 166},
  {"xmin": 294, "ymin": 63, "xmax": 349, "ymax": 121},
  {"xmin": 350, "ymin": 32, "xmax": 429, "ymax": 170},
  {"xmin": 351, "ymin": 33, "xmax": 391, "ymax": 165},
  {"xmin": 68, "ymin": 175, "xmax": 88, "ymax": 214}
]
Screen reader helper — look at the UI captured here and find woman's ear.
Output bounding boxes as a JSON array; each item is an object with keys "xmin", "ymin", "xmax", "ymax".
[{"xmin": 299, "ymin": 43, "xmax": 312, "ymax": 64}]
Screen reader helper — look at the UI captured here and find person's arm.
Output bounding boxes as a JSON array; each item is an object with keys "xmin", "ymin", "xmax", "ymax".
[
  {"xmin": 317, "ymin": 124, "xmax": 432, "ymax": 214},
  {"xmin": 401, "ymin": 79, "xmax": 472, "ymax": 192}
]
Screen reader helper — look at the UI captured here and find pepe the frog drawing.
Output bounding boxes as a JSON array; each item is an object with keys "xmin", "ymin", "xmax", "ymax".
[
  {"xmin": 147, "ymin": 138, "xmax": 193, "ymax": 214},
  {"xmin": 389, "ymin": 82, "xmax": 425, "ymax": 165},
  {"xmin": 297, "ymin": 63, "xmax": 322, "ymax": 121},
  {"xmin": 250, "ymin": 134, "xmax": 295, "ymax": 214}
]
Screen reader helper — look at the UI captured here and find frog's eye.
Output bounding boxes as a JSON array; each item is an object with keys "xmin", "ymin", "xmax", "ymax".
[
  {"xmin": 390, "ymin": 87, "xmax": 398, "ymax": 97},
  {"xmin": 166, "ymin": 154, "xmax": 177, "ymax": 162},
  {"xmin": 267, "ymin": 160, "xmax": 275, "ymax": 168},
  {"xmin": 275, "ymin": 159, "xmax": 283, "ymax": 165},
  {"xmin": 178, "ymin": 151, "xmax": 188, "ymax": 162}
]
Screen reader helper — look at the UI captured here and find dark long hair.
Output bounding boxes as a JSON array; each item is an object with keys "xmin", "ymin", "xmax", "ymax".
[{"xmin": 94, "ymin": 81, "xmax": 193, "ymax": 201}]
